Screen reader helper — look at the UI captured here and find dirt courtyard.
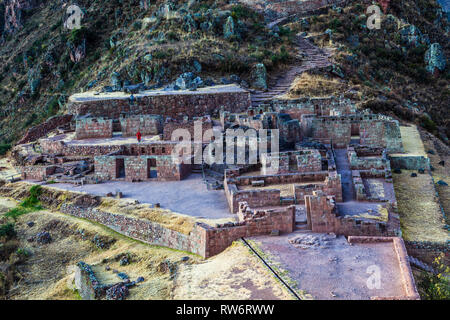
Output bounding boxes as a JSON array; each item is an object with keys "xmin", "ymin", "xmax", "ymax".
[
  {"xmin": 249, "ymin": 231, "xmax": 405, "ymax": 300},
  {"xmin": 48, "ymin": 174, "xmax": 232, "ymax": 219}
]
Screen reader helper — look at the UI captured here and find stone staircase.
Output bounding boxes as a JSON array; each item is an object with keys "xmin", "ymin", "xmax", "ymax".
[
  {"xmin": 192, "ymin": 164, "xmax": 203, "ymax": 174},
  {"xmin": 250, "ymin": 35, "xmax": 332, "ymax": 108}
]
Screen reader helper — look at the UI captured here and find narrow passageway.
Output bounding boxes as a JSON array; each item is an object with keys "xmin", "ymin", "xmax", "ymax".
[{"xmin": 334, "ymin": 148, "xmax": 355, "ymax": 202}]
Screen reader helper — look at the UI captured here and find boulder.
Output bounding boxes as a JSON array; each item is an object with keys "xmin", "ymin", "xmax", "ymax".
[
  {"xmin": 250, "ymin": 63, "xmax": 267, "ymax": 90},
  {"xmin": 223, "ymin": 16, "xmax": 235, "ymax": 39},
  {"xmin": 111, "ymin": 72, "xmax": 122, "ymax": 91},
  {"xmin": 36, "ymin": 231, "xmax": 52, "ymax": 244},
  {"xmin": 425, "ymin": 43, "xmax": 447, "ymax": 75}
]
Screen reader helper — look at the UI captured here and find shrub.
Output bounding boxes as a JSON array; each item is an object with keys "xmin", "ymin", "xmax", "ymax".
[
  {"xmin": 21, "ymin": 185, "xmax": 42, "ymax": 208},
  {"xmin": 420, "ymin": 114, "xmax": 437, "ymax": 132},
  {"xmin": 16, "ymin": 248, "xmax": 31, "ymax": 257},
  {"xmin": 329, "ymin": 18, "xmax": 342, "ymax": 31},
  {"xmin": 5, "ymin": 185, "xmax": 43, "ymax": 220},
  {"xmin": 419, "ymin": 253, "xmax": 450, "ymax": 300},
  {"xmin": 231, "ymin": 4, "xmax": 257, "ymax": 20},
  {"xmin": 68, "ymin": 27, "xmax": 87, "ymax": 45},
  {"xmin": 0, "ymin": 144, "xmax": 11, "ymax": 155},
  {"xmin": 0, "ymin": 223, "xmax": 15, "ymax": 239}
]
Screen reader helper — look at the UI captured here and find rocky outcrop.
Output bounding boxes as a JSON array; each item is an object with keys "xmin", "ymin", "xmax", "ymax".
[
  {"xmin": 3, "ymin": 0, "xmax": 40, "ymax": 33},
  {"xmin": 223, "ymin": 16, "xmax": 235, "ymax": 39},
  {"xmin": 398, "ymin": 24, "xmax": 426, "ymax": 48},
  {"xmin": 68, "ymin": 39, "xmax": 86, "ymax": 63},
  {"xmin": 250, "ymin": 63, "xmax": 268, "ymax": 90},
  {"xmin": 425, "ymin": 43, "xmax": 447, "ymax": 75}
]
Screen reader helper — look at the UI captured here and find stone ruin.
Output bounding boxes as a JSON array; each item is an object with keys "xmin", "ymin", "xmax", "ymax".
[{"xmin": 11, "ymin": 86, "xmax": 405, "ymax": 240}]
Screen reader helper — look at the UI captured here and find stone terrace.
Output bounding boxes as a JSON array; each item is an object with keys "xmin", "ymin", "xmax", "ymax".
[{"xmin": 67, "ymin": 85, "xmax": 251, "ymax": 120}]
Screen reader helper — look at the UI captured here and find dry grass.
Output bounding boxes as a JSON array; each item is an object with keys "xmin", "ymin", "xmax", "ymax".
[
  {"xmin": 420, "ymin": 130, "xmax": 450, "ymax": 224},
  {"xmin": 349, "ymin": 205, "xmax": 389, "ymax": 222},
  {"xmin": 286, "ymin": 73, "xmax": 347, "ymax": 98},
  {"xmin": 3, "ymin": 207, "xmax": 201, "ymax": 300},
  {"xmin": 98, "ymin": 198, "xmax": 196, "ymax": 235},
  {"xmin": 393, "ymin": 170, "xmax": 448, "ymax": 242},
  {"xmin": 0, "ymin": 182, "xmax": 197, "ymax": 235},
  {"xmin": 1, "ymin": 199, "xmax": 292, "ymax": 300},
  {"xmin": 398, "ymin": 125, "xmax": 426, "ymax": 156}
]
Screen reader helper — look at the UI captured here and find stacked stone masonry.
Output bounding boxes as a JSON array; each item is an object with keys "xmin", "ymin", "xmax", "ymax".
[
  {"xmin": 75, "ymin": 118, "xmax": 113, "ymax": 140},
  {"xmin": 68, "ymin": 89, "xmax": 251, "ymax": 120}
]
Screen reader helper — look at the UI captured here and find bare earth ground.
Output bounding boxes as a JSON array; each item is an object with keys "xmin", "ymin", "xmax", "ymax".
[
  {"xmin": 172, "ymin": 242, "xmax": 293, "ymax": 300},
  {"xmin": 249, "ymin": 231, "xmax": 405, "ymax": 300},
  {"xmin": 0, "ymin": 197, "xmax": 290, "ymax": 300},
  {"xmin": 393, "ymin": 170, "xmax": 448, "ymax": 243},
  {"xmin": 49, "ymin": 174, "xmax": 233, "ymax": 220}
]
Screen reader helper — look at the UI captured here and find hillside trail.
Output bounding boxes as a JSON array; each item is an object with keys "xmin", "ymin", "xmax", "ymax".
[{"xmin": 248, "ymin": 3, "xmax": 335, "ymax": 107}]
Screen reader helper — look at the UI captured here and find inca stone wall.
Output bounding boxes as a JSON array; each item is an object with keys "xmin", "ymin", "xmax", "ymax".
[
  {"xmin": 224, "ymin": 170, "xmax": 332, "ymax": 213},
  {"xmin": 20, "ymin": 165, "xmax": 56, "ymax": 180},
  {"xmin": 305, "ymin": 191, "xmax": 400, "ymax": 236},
  {"xmin": 310, "ymin": 117, "xmax": 352, "ymax": 147},
  {"xmin": 0, "ymin": 181, "xmax": 297, "ymax": 258},
  {"xmin": 67, "ymin": 90, "xmax": 251, "ymax": 120},
  {"xmin": 39, "ymin": 138, "xmax": 185, "ymax": 157},
  {"xmin": 75, "ymin": 118, "xmax": 113, "ymax": 140},
  {"xmin": 389, "ymin": 155, "xmax": 430, "ymax": 170},
  {"xmin": 348, "ymin": 146, "xmax": 389, "ymax": 170},
  {"xmin": 360, "ymin": 119, "xmax": 404, "ymax": 153},
  {"xmin": 94, "ymin": 155, "xmax": 191, "ymax": 182},
  {"xmin": 163, "ymin": 117, "xmax": 213, "ymax": 141},
  {"xmin": 120, "ymin": 115, "xmax": 163, "ymax": 137},
  {"xmin": 261, "ymin": 149, "xmax": 322, "ymax": 175},
  {"xmin": 294, "ymin": 171, "xmax": 342, "ymax": 203},
  {"xmin": 18, "ymin": 114, "xmax": 73, "ymax": 144}
]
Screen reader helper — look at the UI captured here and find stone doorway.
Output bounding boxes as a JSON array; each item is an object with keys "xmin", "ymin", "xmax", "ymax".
[
  {"xmin": 147, "ymin": 158, "xmax": 157, "ymax": 179},
  {"xmin": 116, "ymin": 158, "xmax": 125, "ymax": 178}
]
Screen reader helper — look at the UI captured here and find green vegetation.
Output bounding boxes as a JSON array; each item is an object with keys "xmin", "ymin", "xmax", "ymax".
[
  {"xmin": 5, "ymin": 185, "xmax": 43, "ymax": 220},
  {"xmin": 16, "ymin": 248, "xmax": 31, "ymax": 258},
  {"xmin": 294, "ymin": 1, "xmax": 449, "ymax": 138},
  {"xmin": 0, "ymin": 144, "xmax": 11, "ymax": 156},
  {"xmin": 0, "ymin": 223, "xmax": 16, "ymax": 239},
  {"xmin": 419, "ymin": 254, "xmax": 450, "ymax": 300}
]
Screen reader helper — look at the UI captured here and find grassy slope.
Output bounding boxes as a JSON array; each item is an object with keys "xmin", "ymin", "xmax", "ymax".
[
  {"xmin": 0, "ymin": 0, "xmax": 295, "ymax": 144},
  {"xmin": 288, "ymin": 0, "xmax": 449, "ymax": 139}
]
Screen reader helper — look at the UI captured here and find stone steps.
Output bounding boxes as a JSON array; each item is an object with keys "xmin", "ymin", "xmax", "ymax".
[
  {"xmin": 250, "ymin": 34, "xmax": 332, "ymax": 108},
  {"xmin": 295, "ymin": 223, "xmax": 311, "ymax": 232}
]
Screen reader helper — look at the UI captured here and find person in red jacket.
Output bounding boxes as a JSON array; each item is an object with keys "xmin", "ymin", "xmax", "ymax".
[{"xmin": 136, "ymin": 130, "xmax": 142, "ymax": 143}]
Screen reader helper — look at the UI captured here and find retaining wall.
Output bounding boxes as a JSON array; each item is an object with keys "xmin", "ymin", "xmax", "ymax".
[
  {"xmin": 0, "ymin": 182, "xmax": 295, "ymax": 258},
  {"xmin": 18, "ymin": 114, "xmax": 73, "ymax": 144},
  {"xmin": 67, "ymin": 88, "xmax": 251, "ymax": 120}
]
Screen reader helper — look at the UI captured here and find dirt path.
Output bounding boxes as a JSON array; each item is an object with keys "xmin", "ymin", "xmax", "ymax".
[
  {"xmin": 251, "ymin": 35, "xmax": 332, "ymax": 107},
  {"xmin": 249, "ymin": 3, "xmax": 333, "ymax": 108},
  {"xmin": 335, "ymin": 148, "xmax": 355, "ymax": 202}
]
